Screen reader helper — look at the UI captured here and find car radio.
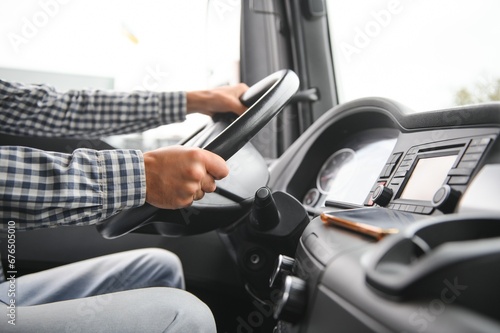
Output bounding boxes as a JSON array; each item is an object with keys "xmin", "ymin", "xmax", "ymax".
[{"xmin": 365, "ymin": 135, "xmax": 496, "ymax": 214}]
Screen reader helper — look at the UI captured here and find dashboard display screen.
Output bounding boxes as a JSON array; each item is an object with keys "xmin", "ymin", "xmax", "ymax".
[
  {"xmin": 400, "ymin": 155, "xmax": 457, "ymax": 201},
  {"xmin": 321, "ymin": 137, "xmax": 398, "ymax": 205}
]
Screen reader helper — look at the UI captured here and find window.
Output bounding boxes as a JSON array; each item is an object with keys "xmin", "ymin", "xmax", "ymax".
[
  {"xmin": 326, "ymin": 0, "xmax": 500, "ymax": 112},
  {"xmin": 0, "ymin": 0, "xmax": 241, "ymax": 150}
]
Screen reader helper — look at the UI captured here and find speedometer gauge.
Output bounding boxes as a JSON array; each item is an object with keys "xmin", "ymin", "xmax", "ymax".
[{"xmin": 317, "ymin": 148, "xmax": 356, "ymax": 194}]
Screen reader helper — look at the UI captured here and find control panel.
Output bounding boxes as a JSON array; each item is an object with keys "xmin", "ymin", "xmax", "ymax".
[{"xmin": 365, "ymin": 135, "xmax": 496, "ymax": 214}]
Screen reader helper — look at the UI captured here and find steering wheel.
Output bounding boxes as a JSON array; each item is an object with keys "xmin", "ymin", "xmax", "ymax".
[{"xmin": 96, "ymin": 69, "xmax": 300, "ymax": 239}]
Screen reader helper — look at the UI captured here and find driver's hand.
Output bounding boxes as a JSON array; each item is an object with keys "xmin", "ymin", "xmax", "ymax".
[
  {"xmin": 186, "ymin": 83, "xmax": 249, "ymax": 116},
  {"xmin": 143, "ymin": 146, "xmax": 229, "ymax": 209}
]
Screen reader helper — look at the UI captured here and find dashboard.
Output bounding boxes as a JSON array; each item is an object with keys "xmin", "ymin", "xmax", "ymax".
[
  {"xmin": 303, "ymin": 130, "xmax": 397, "ymax": 208},
  {"xmin": 266, "ymin": 97, "xmax": 500, "ymax": 333}
]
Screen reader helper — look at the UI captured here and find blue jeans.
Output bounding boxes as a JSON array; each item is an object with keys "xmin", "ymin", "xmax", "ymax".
[{"xmin": 0, "ymin": 248, "xmax": 216, "ymax": 332}]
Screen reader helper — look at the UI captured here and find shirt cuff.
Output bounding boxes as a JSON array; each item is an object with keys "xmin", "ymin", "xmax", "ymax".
[{"xmin": 98, "ymin": 149, "xmax": 146, "ymax": 221}]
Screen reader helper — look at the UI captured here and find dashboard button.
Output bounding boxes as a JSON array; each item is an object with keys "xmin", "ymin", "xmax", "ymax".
[
  {"xmin": 461, "ymin": 153, "xmax": 482, "ymax": 162},
  {"xmin": 466, "ymin": 146, "xmax": 486, "ymax": 154},
  {"xmin": 449, "ymin": 176, "xmax": 470, "ymax": 185},
  {"xmin": 405, "ymin": 205, "xmax": 416, "ymax": 212},
  {"xmin": 372, "ymin": 185, "xmax": 393, "ymax": 207},
  {"xmin": 448, "ymin": 168, "xmax": 473, "ymax": 176},
  {"xmin": 432, "ymin": 184, "xmax": 461, "ymax": 213},
  {"xmin": 380, "ymin": 164, "xmax": 392, "ymax": 178},
  {"xmin": 457, "ymin": 161, "xmax": 477, "ymax": 169},
  {"xmin": 399, "ymin": 161, "xmax": 412, "ymax": 168},
  {"xmin": 303, "ymin": 188, "xmax": 320, "ymax": 206},
  {"xmin": 390, "ymin": 152, "xmax": 403, "ymax": 163},
  {"xmin": 422, "ymin": 206, "xmax": 434, "ymax": 214},
  {"xmin": 394, "ymin": 170, "xmax": 407, "ymax": 178},
  {"xmin": 414, "ymin": 206, "xmax": 424, "ymax": 213},
  {"xmin": 470, "ymin": 137, "xmax": 491, "ymax": 146}
]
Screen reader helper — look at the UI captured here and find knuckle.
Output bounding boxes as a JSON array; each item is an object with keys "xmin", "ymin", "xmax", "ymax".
[
  {"xmin": 185, "ymin": 165, "xmax": 205, "ymax": 181},
  {"xmin": 186, "ymin": 147, "xmax": 205, "ymax": 161}
]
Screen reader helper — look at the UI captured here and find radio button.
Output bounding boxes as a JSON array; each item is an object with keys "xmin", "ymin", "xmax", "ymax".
[
  {"xmin": 422, "ymin": 206, "xmax": 434, "ymax": 214},
  {"xmin": 414, "ymin": 206, "xmax": 424, "ymax": 214},
  {"xmin": 380, "ymin": 164, "xmax": 394, "ymax": 178},
  {"xmin": 372, "ymin": 185, "xmax": 393, "ymax": 207},
  {"xmin": 390, "ymin": 152, "xmax": 403, "ymax": 163},
  {"xmin": 461, "ymin": 153, "xmax": 482, "ymax": 162},
  {"xmin": 432, "ymin": 185, "xmax": 461, "ymax": 213},
  {"xmin": 449, "ymin": 176, "xmax": 470, "ymax": 185},
  {"xmin": 466, "ymin": 145, "xmax": 487, "ymax": 154},
  {"xmin": 470, "ymin": 137, "xmax": 491, "ymax": 146},
  {"xmin": 399, "ymin": 161, "xmax": 412, "ymax": 168},
  {"xmin": 457, "ymin": 161, "xmax": 477, "ymax": 169},
  {"xmin": 448, "ymin": 168, "xmax": 473, "ymax": 176},
  {"xmin": 394, "ymin": 170, "xmax": 407, "ymax": 178},
  {"xmin": 405, "ymin": 205, "xmax": 417, "ymax": 213}
]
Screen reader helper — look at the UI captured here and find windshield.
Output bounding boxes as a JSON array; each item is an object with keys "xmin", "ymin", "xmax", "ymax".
[
  {"xmin": 326, "ymin": 0, "xmax": 500, "ymax": 112},
  {"xmin": 0, "ymin": 0, "xmax": 241, "ymax": 150}
]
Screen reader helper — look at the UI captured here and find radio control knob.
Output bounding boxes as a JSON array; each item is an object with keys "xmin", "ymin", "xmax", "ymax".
[
  {"xmin": 372, "ymin": 185, "xmax": 393, "ymax": 207},
  {"xmin": 274, "ymin": 275, "xmax": 307, "ymax": 323},
  {"xmin": 270, "ymin": 255, "xmax": 295, "ymax": 288},
  {"xmin": 432, "ymin": 185, "xmax": 461, "ymax": 213}
]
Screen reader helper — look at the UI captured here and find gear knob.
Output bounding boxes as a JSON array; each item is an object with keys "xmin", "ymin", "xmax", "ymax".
[{"xmin": 250, "ymin": 187, "xmax": 281, "ymax": 231}]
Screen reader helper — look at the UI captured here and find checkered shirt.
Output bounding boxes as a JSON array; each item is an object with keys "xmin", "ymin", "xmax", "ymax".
[{"xmin": 0, "ymin": 79, "xmax": 187, "ymax": 280}]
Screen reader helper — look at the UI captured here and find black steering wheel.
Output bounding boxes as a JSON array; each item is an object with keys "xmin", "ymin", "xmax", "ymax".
[{"xmin": 96, "ymin": 69, "xmax": 299, "ymax": 239}]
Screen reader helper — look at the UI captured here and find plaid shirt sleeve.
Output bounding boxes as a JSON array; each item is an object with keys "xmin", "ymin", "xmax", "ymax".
[
  {"xmin": 0, "ymin": 79, "xmax": 189, "ymax": 231},
  {"xmin": 0, "ymin": 79, "xmax": 186, "ymax": 138},
  {"xmin": 0, "ymin": 146, "xmax": 146, "ymax": 231}
]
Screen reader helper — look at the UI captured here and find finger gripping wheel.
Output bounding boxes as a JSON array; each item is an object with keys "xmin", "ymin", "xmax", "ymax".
[
  {"xmin": 96, "ymin": 69, "xmax": 300, "ymax": 239},
  {"xmin": 203, "ymin": 69, "xmax": 299, "ymax": 160}
]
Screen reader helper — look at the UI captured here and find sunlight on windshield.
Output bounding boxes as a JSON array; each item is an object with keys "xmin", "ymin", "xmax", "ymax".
[
  {"xmin": 0, "ymin": 0, "xmax": 241, "ymax": 150},
  {"xmin": 326, "ymin": 0, "xmax": 500, "ymax": 112}
]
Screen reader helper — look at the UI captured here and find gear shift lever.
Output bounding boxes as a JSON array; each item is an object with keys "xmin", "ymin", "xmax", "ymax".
[{"xmin": 249, "ymin": 187, "xmax": 281, "ymax": 231}]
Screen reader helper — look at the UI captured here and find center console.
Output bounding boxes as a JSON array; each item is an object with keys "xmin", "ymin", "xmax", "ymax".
[
  {"xmin": 272, "ymin": 212, "xmax": 500, "ymax": 333},
  {"xmin": 270, "ymin": 127, "xmax": 500, "ymax": 332}
]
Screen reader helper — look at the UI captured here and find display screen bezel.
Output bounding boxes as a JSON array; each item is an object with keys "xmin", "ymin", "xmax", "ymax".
[{"xmin": 396, "ymin": 150, "xmax": 460, "ymax": 204}]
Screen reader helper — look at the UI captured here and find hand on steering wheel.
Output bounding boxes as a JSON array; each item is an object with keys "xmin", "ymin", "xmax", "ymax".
[
  {"xmin": 96, "ymin": 69, "xmax": 300, "ymax": 239},
  {"xmin": 143, "ymin": 146, "xmax": 229, "ymax": 209}
]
